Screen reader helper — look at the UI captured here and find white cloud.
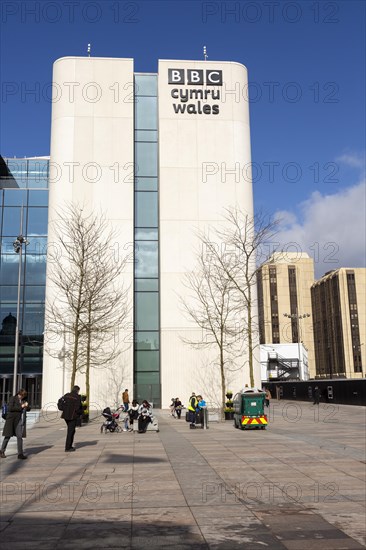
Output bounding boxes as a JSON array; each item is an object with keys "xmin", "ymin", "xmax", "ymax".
[
  {"xmin": 274, "ymin": 210, "xmax": 297, "ymax": 227},
  {"xmin": 274, "ymin": 180, "xmax": 366, "ymax": 277},
  {"xmin": 336, "ymin": 152, "xmax": 365, "ymax": 169}
]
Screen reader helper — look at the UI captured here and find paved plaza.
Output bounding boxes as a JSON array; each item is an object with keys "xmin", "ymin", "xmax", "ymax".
[{"xmin": 0, "ymin": 401, "xmax": 365, "ymax": 549}]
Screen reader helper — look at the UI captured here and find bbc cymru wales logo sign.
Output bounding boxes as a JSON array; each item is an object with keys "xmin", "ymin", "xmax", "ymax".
[
  {"xmin": 168, "ymin": 69, "xmax": 223, "ymax": 86},
  {"xmin": 168, "ymin": 68, "xmax": 223, "ymax": 115}
]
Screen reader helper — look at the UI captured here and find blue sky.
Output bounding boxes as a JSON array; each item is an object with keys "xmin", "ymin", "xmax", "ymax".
[{"xmin": 1, "ymin": 0, "xmax": 365, "ymax": 274}]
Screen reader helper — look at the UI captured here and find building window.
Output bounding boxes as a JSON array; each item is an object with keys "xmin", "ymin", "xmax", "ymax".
[
  {"xmin": 0, "ymin": 161, "xmax": 49, "ymax": 405},
  {"xmin": 288, "ymin": 266, "xmax": 298, "ymax": 343},
  {"xmin": 133, "ymin": 74, "xmax": 161, "ymax": 406},
  {"xmin": 346, "ymin": 271, "xmax": 362, "ymax": 373},
  {"xmin": 269, "ymin": 266, "xmax": 279, "ymax": 343}
]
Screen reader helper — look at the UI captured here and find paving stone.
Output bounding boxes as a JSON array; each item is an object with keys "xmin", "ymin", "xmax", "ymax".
[
  {"xmin": 0, "ymin": 403, "xmax": 365, "ymax": 548},
  {"xmin": 11, "ymin": 510, "xmax": 75, "ymax": 523},
  {"xmin": 4, "ymin": 543, "xmax": 58, "ymax": 550},
  {"xmin": 0, "ymin": 523, "xmax": 66, "ymax": 541},
  {"xmin": 281, "ymin": 540, "xmax": 364, "ymax": 549},
  {"xmin": 0, "ymin": 521, "xmax": 10, "ymax": 532}
]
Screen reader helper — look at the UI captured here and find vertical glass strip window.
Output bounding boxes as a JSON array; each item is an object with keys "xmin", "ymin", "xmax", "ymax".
[{"xmin": 133, "ymin": 74, "xmax": 160, "ymax": 407}]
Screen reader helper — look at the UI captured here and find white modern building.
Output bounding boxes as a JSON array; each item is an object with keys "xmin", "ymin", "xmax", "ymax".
[{"xmin": 42, "ymin": 56, "xmax": 259, "ymax": 409}]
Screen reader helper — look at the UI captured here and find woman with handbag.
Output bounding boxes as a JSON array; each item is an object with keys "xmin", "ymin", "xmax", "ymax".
[{"xmin": 0, "ymin": 388, "xmax": 30, "ymax": 460}]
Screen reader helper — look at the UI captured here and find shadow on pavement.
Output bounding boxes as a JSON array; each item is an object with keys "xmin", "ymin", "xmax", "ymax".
[
  {"xmin": 27, "ymin": 445, "xmax": 54, "ymax": 455},
  {"xmin": 102, "ymin": 453, "xmax": 166, "ymax": 464},
  {"xmin": 75, "ymin": 441, "xmax": 99, "ymax": 449},
  {"xmin": 0, "ymin": 516, "xmax": 214, "ymax": 549}
]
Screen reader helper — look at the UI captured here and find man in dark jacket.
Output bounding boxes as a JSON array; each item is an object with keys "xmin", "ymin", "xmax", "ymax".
[
  {"xmin": 61, "ymin": 385, "xmax": 83, "ymax": 452},
  {"xmin": 0, "ymin": 388, "xmax": 30, "ymax": 459},
  {"xmin": 313, "ymin": 386, "xmax": 321, "ymax": 405}
]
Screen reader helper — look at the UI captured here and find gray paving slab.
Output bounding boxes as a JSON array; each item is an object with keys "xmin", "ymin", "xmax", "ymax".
[{"xmin": 0, "ymin": 401, "xmax": 365, "ymax": 549}]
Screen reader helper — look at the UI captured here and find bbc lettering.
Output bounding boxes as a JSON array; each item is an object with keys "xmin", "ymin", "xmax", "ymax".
[{"xmin": 168, "ymin": 69, "xmax": 223, "ymax": 86}]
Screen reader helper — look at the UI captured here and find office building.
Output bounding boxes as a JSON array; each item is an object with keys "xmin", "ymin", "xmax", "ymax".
[
  {"xmin": 257, "ymin": 252, "xmax": 315, "ymax": 378},
  {"xmin": 311, "ymin": 268, "xmax": 365, "ymax": 378},
  {"xmin": 40, "ymin": 56, "xmax": 258, "ymax": 408}
]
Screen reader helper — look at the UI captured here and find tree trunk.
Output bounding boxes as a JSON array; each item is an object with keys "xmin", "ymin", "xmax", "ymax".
[
  {"xmin": 70, "ymin": 278, "xmax": 84, "ymax": 389},
  {"xmin": 219, "ymin": 339, "xmax": 226, "ymax": 418},
  {"xmin": 247, "ymin": 297, "xmax": 254, "ymax": 387},
  {"xmin": 85, "ymin": 311, "xmax": 92, "ymax": 408}
]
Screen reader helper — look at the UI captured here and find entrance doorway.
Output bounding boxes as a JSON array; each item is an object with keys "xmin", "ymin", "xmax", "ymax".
[
  {"xmin": 0, "ymin": 377, "xmax": 12, "ymax": 406},
  {"xmin": 23, "ymin": 376, "xmax": 42, "ymax": 408}
]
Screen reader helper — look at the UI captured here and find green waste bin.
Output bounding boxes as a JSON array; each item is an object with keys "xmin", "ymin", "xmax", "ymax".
[{"xmin": 233, "ymin": 390, "xmax": 268, "ymax": 430}]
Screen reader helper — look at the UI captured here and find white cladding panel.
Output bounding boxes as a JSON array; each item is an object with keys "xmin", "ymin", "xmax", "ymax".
[
  {"xmin": 42, "ymin": 57, "xmax": 259, "ymax": 410},
  {"xmin": 158, "ymin": 60, "xmax": 259, "ymax": 407},
  {"xmin": 43, "ymin": 57, "xmax": 134, "ymax": 408}
]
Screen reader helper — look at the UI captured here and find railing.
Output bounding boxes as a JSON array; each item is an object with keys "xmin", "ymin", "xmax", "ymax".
[{"xmin": 268, "ymin": 352, "xmax": 300, "ymax": 380}]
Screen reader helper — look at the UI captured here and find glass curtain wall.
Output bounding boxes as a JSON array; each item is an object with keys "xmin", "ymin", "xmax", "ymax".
[
  {"xmin": 133, "ymin": 75, "xmax": 161, "ymax": 407},
  {"xmin": 0, "ymin": 158, "xmax": 49, "ymax": 407}
]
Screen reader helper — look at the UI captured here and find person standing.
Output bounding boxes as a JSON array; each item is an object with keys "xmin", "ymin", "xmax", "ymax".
[
  {"xmin": 313, "ymin": 386, "xmax": 320, "ymax": 405},
  {"xmin": 169, "ymin": 397, "xmax": 176, "ymax": 417},
  {"xmin": 61, "ymin": 385, "xmax": 83, "ymax": 452},
  {"xmin": 187, "ymin": 392, "xmax": 198, "ymax": 429},
  {"xmin": 122, "ymin": 389, "xmax": 130, "ymax": 412},
  {"xmin": 0, "ymin": 389, "xmax": 30, "ymax": 459},
  {"xmin": 265, "ymin": 388, "xmax": 272, "ymax": 408},
  {"xmin": 196, "ymin": 395, "xmax": 207, "ymax": 427}
]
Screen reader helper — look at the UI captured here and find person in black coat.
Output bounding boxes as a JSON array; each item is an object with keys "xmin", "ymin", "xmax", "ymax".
[
  {"xmin": 137, "ymin": 400, "xmax": 153, "ymax": 433},
  {"xmin": 0, "ymin": 388, "xmax": 30, "ymax": 459},
  {"xmin": 61, "ymin": 385, "xmax": 83, "ymax": 452},
  {"xmin": 313, "ymin": 386, "xmax": 321, "ymax": 405},
  {"xmin": 174, "ymin": 398, "xmax": 183, "ymax": 419}
]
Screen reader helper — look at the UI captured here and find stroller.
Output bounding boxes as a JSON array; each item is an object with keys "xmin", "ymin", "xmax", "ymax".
[{"xmin": 100, "ymin": 406, "xmax": 123, "ymax": 433}]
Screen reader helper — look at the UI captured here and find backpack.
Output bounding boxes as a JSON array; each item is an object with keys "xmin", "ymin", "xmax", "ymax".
[
  {"xmin": 57, "ymin": 396, "xmax": 66, "ymax": 411},
  {"xmin": 1, "ymin": 403, "xmax": 8, "ymax": 420}
]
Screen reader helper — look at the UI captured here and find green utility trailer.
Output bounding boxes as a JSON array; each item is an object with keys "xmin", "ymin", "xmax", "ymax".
[{"xmin": 233, "ymin": 390, "xmax": 268, "ymax": 430}]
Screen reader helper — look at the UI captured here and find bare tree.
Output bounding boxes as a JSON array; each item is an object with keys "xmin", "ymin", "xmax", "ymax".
[
  {"xmin": 181, "ymin": 242, "xmax": 244, "ymax": 412},
  {"xmin": 79, "ymin": 234, "xmax": 129, "ymax": 405},
  {"xmin": 211, "ymin": 208, "xmax": 280, "ymax": 386},
  {"xmin": 46, "ymin": 204, "xmax": 130, "ymax": 403},
  {"xmin": 181, "ymin": 209, "xmax": 279, "ymax": 405}
]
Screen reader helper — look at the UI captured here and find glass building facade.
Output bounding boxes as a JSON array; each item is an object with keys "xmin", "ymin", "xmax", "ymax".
[
  {"xmin": 0, "ymin": 74, "xmax": 162, "ymax": 408},
  {"xmin": 0, "ymin": 157, "xmax": 49, "ymax": 407},
  {"xmin": 133, "ymin": 74, "xmax": 161, "ymax": 407}
]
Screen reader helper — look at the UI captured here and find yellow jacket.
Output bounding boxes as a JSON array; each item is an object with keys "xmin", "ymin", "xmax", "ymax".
[{"xmin": 188, "ymin": 395, "xmax": 197, "ymax": 411}]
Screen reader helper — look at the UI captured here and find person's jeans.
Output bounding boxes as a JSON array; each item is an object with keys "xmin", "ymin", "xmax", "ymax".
[
  {"xmin": 1, "ymin": 419, "xmax": 24, "ymax": 455},
  {"xmin": 138, "ymin": 416, "xmax": 151, "ymax": 433},
  {"xmin": 188, "ymin": 410, "xmax": 196, "ymax": 425},
  {"xmin": 65, "ymin": 419, "xmax": 77, "ymax": 450}
]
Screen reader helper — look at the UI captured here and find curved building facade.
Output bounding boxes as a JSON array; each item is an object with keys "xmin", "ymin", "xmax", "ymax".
[{"xmin": 42, "ymin": 57, "xmax": 259, "ymax": 409}]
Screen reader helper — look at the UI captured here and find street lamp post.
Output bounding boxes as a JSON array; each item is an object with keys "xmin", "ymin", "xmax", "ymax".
[
  {"xmin": 12, "ymin": 210, "xmax": 29, "ymax": 395},
  {"xmin": 283, "ymin": 308, "xmax": 310, "ymax": 378}
]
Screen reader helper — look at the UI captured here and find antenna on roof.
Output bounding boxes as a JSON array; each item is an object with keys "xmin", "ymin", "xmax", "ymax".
[
  {"xmin": 87, "ymin": 43, "xmax": 91, "ymax": 57},
  {"xmin": 203, "ymin": 45, "xmax": 208, "ymax": 61}
]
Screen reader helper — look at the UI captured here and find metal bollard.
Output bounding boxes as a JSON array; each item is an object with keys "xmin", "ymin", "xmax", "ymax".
[{"xmin": 202, "ymin": 407, "xmax": 208, "ymax": 429}]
